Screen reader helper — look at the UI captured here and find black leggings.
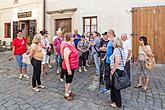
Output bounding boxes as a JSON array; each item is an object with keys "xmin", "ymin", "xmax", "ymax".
[
  {"xmin": 63, "ymin": 69, "xmax": 75, "ymax": 83},
  {"xmin": 79, "ymin": 52, "xmax": 88, "ymax": 67},
  {"xmin": 31, "ymin": 58, "xmax": 42, "ymax": 88}
]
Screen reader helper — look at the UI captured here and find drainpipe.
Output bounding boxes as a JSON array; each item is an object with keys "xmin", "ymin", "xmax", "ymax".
[{"xmin": 43, "ymin": 0, "xmax": 46, "ymax": 30}]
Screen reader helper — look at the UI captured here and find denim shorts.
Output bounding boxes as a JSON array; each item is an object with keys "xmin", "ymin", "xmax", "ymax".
[
  {"xmin": 16, "ymin": 55, "xmax": 27, "ymax": 69},
  {"xmin": 42, "ymin": 50, "xmax": 50, "ymax": 64}
]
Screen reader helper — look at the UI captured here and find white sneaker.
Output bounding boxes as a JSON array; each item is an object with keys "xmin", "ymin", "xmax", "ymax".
[
  {"xmin": 32, "ymin": 87, "xmax": 40, "ymax": 92},
  {"xmin": 79, "ymin": 67, "xmax": 82, "ymax": 72},
  {"xmin": 57, "ymin": 69, "xmax": 60, "ymax": 74},
  {"xmin": 19, "ymin": 74, "xmax": 23, "ymax": 79},
  {"xmin": 83, "ymin": 67, "xmax": 87, "ymax": 72},
  {"xmin": 49, "ymin": 65, "xmax": 53, "ymax": 69},
  {"xmin": 60, "ymin": 78, "xmax": 64, "ymax": 82},
  {"xmin": 86, "ymin": 64, "xmax": 90, "ymax": 67},
  {"xmin": 23, "ymin": 74, "xmax": 30, "ymax": 79},
  {"xmin": 37, "ymin": 85, "xmax": 45, "ymax": 89}
]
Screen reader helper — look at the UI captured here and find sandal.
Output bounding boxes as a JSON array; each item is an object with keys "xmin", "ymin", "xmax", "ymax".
[
  {"xmin": 110, "ymin": 103, "xmax": 118, "ymax": 108},
  {"xmin": 64, "ymin": 95, "xmax": 73, "ymax": 101},
  {"xmin": 135, "ymin": 85, "xmax": 142, "ymax": 88},
  {"xmin": 69, "ymin": 92, "xmax": 76, "ymax": 97},
  {"xmin": 141, "ymin": 87, "xmax": 148, "ymax": 92}
]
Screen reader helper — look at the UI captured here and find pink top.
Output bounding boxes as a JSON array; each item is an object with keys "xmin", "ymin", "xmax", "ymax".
[{"xmin": 62, "ymin": 43, "xmax": 79, "ymax": 70}]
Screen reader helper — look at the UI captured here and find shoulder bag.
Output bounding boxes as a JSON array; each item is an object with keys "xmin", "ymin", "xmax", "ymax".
[{"xmin": 114, "ymin": 49, "xmax": 131, "ymax": 90}]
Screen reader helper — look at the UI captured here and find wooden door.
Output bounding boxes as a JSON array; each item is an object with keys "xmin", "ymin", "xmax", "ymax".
[
  {"xmin": 132, "ymin": 6, "xmax": 165, "ymax": 64},
  {"xmin": 55, "ymin": 18, "xmax": 72, "ymax": 34},
  {"xmin": 154, "ymin": 6, "xmax": 165, "ymax": 63}
]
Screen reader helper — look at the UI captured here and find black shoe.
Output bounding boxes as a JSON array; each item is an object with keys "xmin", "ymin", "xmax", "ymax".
[
  {"xmin": 100, "ymin": 79, "xmax": 104, "ymax": 85},
  {"xmin": 134, "ymin": 85, "xmax": 142, "ymax": 88},
  {"xmin": 99, "ymin": 77, "xmax": 104, "ymax": 85}
]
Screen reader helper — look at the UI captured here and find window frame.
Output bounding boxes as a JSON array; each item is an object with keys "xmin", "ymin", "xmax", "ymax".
[
  {"xmin": 4, "ymin": 23, "xmax": 11, "ymax": 38},
  {"xmin": 83, "ymin": 16, "xmax": 98, "ymax": 34}
]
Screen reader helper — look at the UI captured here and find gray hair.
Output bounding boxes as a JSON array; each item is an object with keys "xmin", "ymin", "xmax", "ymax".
[{"xmin": 112, "ymin": 37, "xmax": 123, "ymax": 48}]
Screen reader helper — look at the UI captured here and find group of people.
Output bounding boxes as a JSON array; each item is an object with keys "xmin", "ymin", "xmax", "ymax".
[{"xmin": 11, "ymin": 28, "xmax": 154, "ymax": 108}]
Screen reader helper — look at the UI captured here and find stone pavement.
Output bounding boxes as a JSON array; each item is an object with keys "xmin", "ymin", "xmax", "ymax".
[{"xmin": 0, "ymin": 51, "xmax": 165, "ymax": 110}]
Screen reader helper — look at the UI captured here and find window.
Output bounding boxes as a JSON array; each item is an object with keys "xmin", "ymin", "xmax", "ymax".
[
  {"xmin": 4, "ymin": 23, "xmax": 11, "ymax": 38},
  {"xmin": 83, "ymin": 16, "xmax": 97, "ymax": 34}
]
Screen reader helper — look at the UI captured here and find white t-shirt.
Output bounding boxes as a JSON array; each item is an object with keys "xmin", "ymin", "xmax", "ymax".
[
  {"xmin": 41, "ymin": 37, "xmax": 50, "ymax": 52},
  {"xmin": 53, "ymin": 35, "xmax": 57, "ymax": 42},
  {"xmin": 123, "ymin": 40, "xmax": 131, "ymax": 61}
]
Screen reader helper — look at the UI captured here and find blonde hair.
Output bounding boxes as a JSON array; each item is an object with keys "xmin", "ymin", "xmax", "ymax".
[
  {"xmin": 112, "ymin": 37, "xmax": 123, "ymax": 48},
  {"xmin": 74, "ymin": 29, "xmax": 78, "ymax": 34},
  {"xmin": 57, "ymin": 30, "xmax": 62, "ymax": 35},
  {"xmin": 32, "ymin": 34, "xmax": 42, "ymax": 44}
]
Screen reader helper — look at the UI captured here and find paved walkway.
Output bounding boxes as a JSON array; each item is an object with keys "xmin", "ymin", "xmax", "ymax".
[{"xmin": 0, "ymin": 51, "xmax": 165, "ymax": 110}]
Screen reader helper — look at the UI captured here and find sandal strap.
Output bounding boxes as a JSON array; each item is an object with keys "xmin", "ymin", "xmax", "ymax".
[{"xmin": 64, "ymin": 96, "xmax": 73, "ymax": 101}]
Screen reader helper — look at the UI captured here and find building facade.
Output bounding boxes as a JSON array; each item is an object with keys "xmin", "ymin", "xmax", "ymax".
[
  {"xmin": 0, "ymin": 0, "xmax": 165, "ymax": 63},
  {"xmin": 46, "ymin": 0, "xmax": 165, "ymax": 40},
  {"xmin": 0, "ymin": 0, "xmax": 43, "ymax": 44}
]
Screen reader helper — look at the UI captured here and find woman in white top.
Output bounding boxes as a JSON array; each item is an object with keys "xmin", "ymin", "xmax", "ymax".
[{"xmin": 40, "ymin": 30, "xmax": 51, "ymax": 77}]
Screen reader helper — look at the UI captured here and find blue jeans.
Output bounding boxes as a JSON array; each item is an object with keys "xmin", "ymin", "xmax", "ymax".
[
  {"xmin": 15, "ymin": 55, "xmax": 27, "ymax": 69},
  {"xmin": 55, "ymin": 55, "xmax": 61, "ymax": 71},
  {"xmin": 93, "ymin": 52, "xmax": 100, "ymax": 75}
]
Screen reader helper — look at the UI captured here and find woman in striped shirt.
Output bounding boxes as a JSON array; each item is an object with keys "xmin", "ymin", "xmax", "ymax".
[{"xmin": 110, "ymin": 37, "xmax": 126, "ymax": 108}]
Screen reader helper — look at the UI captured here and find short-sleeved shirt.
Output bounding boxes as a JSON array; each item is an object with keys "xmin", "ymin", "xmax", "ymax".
[
  {"xmin": 41, "ymin": 37, "xmax": 49, "ymax": 52},
  {"xmin": 12, "ymin": 37, "xmax": 27, "ymax": 55},
  {"xmin": 78, "ymin": 41, "xmax": 89, "ymax": 51},
  {"xmin": 110, "ymin": 48, "xmax": 126, "ymax": 70},
  {"xmin": 123, "ymin": 40, "xmax": 131, "ymax": 61},
  {"xmin": 30, "ymin": 43, "xmax": 43, "ymax": 61},
  {"xmin": 106, "ymin": 40, "xmax": 113, "ymax": 64},
  {"xmin": 54, "ymin": 37, "xmax": 63, "ymax": 55},
  {"xmin": 91, "ymin": 37, "xmax": 100, "ymax": 54},
  {"xmin": 99, "ymin": 38, "xmax": 109, "ymax": 59},
  {"xmin": 73, "ymin": 34, "xmax": 81, "ymax": 49},
  {"xmin": 138, "ymin": 45, "xmax": 151, "ymax": 61}
]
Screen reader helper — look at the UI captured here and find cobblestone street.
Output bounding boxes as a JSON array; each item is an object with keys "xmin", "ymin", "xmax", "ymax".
[{"xmin": 0, "ymin": 51, "xmax": 165, "ymax": 110}]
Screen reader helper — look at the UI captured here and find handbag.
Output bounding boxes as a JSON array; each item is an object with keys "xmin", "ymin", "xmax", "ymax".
[
  {"xmin": 114, "ymin": 70, "xmax": 131, "ymax": 90},
  {"xmin": 146, "ymin": 56, "xmax": 155, "ymax": 70},
  {"xmin": 142, "ymin": 46, "xmax": 155, "ymax": 70},
  {"xmin": 22, "ymin": 53, "xmax": 31, "ymax": 65},
  {"xmin": 114, "ymin": 49, "xmax": 131, "ymax": 90}
]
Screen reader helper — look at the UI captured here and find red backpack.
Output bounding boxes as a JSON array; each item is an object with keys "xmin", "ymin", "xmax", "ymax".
[{"xmin": 62, "ymin": 43, "xmax": 79, "ymax": 70}]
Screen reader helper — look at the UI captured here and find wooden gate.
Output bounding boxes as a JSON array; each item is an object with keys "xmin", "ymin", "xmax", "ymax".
[{"xmin": 132, "ymin": 6, "xmax": 165, "ymax": 64}]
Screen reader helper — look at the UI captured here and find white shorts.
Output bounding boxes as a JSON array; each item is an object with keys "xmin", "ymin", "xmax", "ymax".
[{"xmin": 42, "ymin": 50, "xmax": 50, "ymax": 64}]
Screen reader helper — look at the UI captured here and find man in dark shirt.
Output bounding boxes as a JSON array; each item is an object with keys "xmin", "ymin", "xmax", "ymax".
[{"xmin": 99, "ymin": 32, "xmax": 109, "ymax": 85}]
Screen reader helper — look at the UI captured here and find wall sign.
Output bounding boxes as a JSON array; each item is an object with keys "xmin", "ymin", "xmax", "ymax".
[{"xmin": 18, "ymin": 11, "xmax": 32, "ymax": 18}]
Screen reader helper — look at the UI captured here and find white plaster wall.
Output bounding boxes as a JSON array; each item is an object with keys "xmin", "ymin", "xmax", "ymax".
[
  {"xmin": 1, "ymin": 0, "xmax": 165, "ymax": 43},
  {"xmin": 46, "ymin": 0, "xmax": 165, "ymax": 41},
  {"xmin": 0, "ymin": 0, "xmax": 43, "ymax": 42},
  {"xmin": 0, "ymin": 0, "xmax": 42, "ymax": 8}
]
